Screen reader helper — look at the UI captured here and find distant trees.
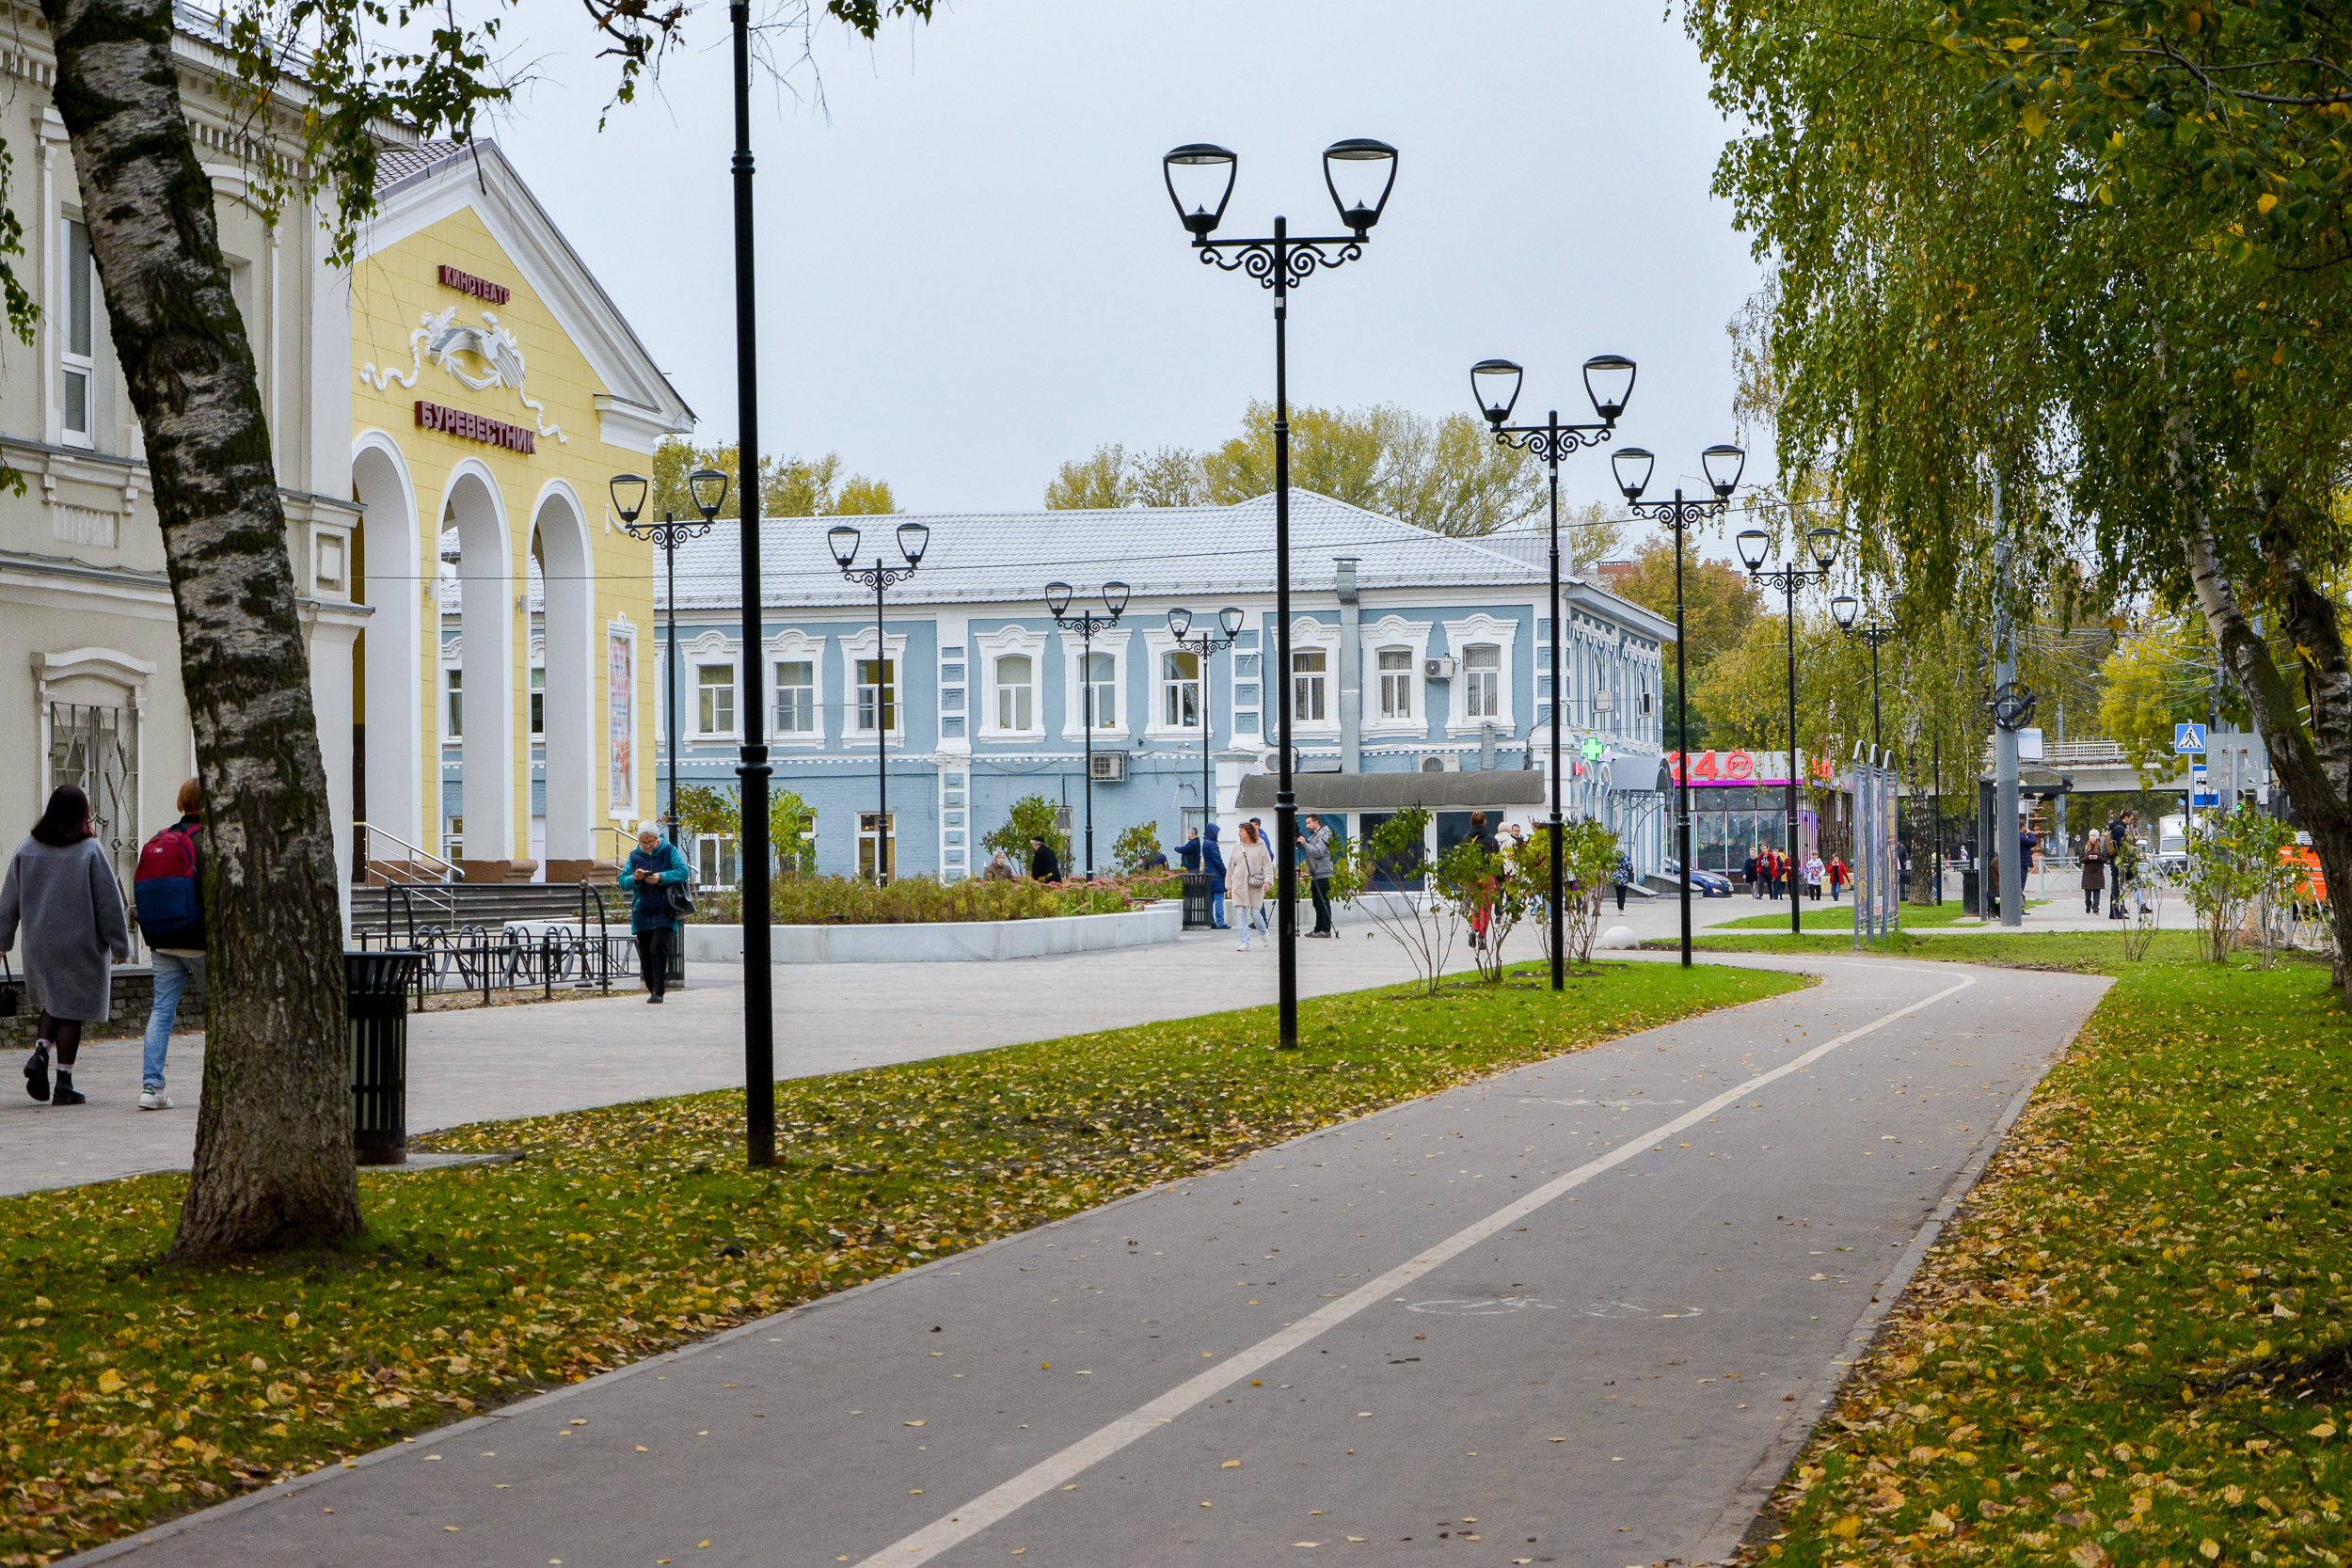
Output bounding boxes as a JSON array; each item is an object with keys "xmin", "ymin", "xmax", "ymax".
[
  {"xmin": 650, "ymin": 439, "xmax": 897, "ymax": 520},
  {"xmin": 1046, "ymin": 400, "xmax": 1549, "ymax": 537}
]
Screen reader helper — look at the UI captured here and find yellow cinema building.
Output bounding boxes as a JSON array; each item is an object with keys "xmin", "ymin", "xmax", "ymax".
[{"xmin": 349, "ymin": 141, "xmax": 691, "ymax": 885}]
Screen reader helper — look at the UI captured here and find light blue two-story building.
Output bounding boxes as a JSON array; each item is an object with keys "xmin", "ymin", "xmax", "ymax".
[{"xmin": 634, "ymin": 490, "xmax": 1674, "ymax": 884}]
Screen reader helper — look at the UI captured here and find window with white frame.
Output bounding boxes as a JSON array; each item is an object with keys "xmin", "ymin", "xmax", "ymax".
[
  {"xmin": 1085, "ymin": 651, "xmax": 1117, "ymax": 729},
  {"xmin": 696, "ymin": 663, "xmax": 735, "ymax": 736},
  {"xmin": 774, "ymin": 659, "xmax": 815, "ymax": 734},
  {"xmin": 693, "ymin": 833, "xmax": 740, "ymax": 890},
  {"xmin": 856, "ymin": 657, "xmax": 897, "ymax": 733},
  {"xmin": 529, "ymin": 667, "xmax": 544, "ymax": 736},
  {"xmin": 1377, "ymin": 647, "xmax": 1413, "ymax": 719},
  {"xmin": 995, "ymin": 654, "xmax": 1034, "ymax": 731},
  {"xmin": 1292, "ymin": 648, "xmax": 1327, "ymax": 722},
  {"xmin": 444, "ymin": 668, "xmax": 463, "ymax": 737},
  {"xmin": 1463, "ymin": 644, "xmax": 1502, "ymax": 719},
  {"xmin": 1161, "ymin": 649, "xmax": 1200, "ymax": 727},
  {"xmin": 60, "ymin": 218, "xmax": 94, "ymax": 448}
]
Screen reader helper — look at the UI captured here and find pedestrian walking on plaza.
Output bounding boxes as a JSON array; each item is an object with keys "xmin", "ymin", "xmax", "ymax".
[
  {"xmin": 1227, "ymin": 820, "xmax": 1274, "ymax": 951},
  {"xmin": 1767, "ymin": 847, "xmax": 1784, "ymax": 900},
  {"xmin": 131, "ymin": 777, "xmax": 206, "ymax": 1110},
  {"xmin": 622, "ymin": 822, "xmax": 689, "ymax": 1004},
  {"xmin": 1611, "ymin": 850, "xmax": 1633, "ymax": 912},
  {"xmin": 1804, "ymin": 851, "xmax": 1825, "ymax": 900},
  {"xmin": 1202, "ymin": 823, "xmax": 1230, "ymax": 927},
  {"xmin": 1466, "ymin": 811, "xmax": 1502, "ymax": 948},
  {"xmin": 1829, "ymin": 855, "xmax": 1847, "ymax": 901},
  {"xmin": 1, "ymin": 784, "xmax": 132, "ymax": 1106},
  {"xmin": 1743, "ymin": 847, "xmax": 1761, "ymax": 897},
  {"xmin": 2106, "ymin": 810, "xmax": 2130, "ymax": 919},
  {"xmin": 1298, "ymin": 814, "xmax": 1337, "ymax": 937},
  {"xmin": 1028, "ymin": 835, "xmax": 1061, "ymax": 883},
  {"xmin": 2079, "ymin": 829, "xmax": 2108, "ymax": 914}
]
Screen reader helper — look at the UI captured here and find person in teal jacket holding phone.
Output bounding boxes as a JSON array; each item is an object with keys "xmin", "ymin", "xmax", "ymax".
[{"xmin": 622, "ymin": 821, "xmax": 691, "ymax": 1004}]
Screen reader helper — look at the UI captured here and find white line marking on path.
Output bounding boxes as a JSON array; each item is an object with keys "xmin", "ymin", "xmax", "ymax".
[{"xmin": 853, "ymin": 965, "xmax": 1978, "ymax": 1567}]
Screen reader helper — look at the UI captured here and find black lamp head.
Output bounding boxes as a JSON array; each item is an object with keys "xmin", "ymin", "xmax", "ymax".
[
  {"xmin": 1832, "ymin": 594, "xmax": 1860, "ymax": 630},
  {"xmin": 1045, "ymin": 580, "xmax": 1073, "ymax": 618},
  {"xmin": 895, "ymin": 520, "xmax": 930, "ymax": 567},
  {"xmin": 826, "ymin": 524, "xmax": 862, "ymax": 571},
  {"xmin": 1807, "ymin": 526, "xmax": 1841, "ymax": 570},
  {"xmin": 1735, "ymin": 527, "xmax": 1771, "ymax": 573},
  {"xmin": 1324, "ymin": 137, "xmax": 1398, "ymax": 235},
  {"xmin": 1470, "ymin": 358, "xmax": 1523, "ymax": 426},
  {"xmin": 1217, "ymin": 606, "xmax": 1246, "ymax": 639},
  {"xmin": 1167, "ymin": 606, "xmax": 1194, "ymax": 640},
  {"xmin": 1701, "ymin": 443, "xmax": 1746, "ymax": 499},
  {"xmin": 1164, "ymin": 143, "xmax": 1238, "ymax": 238},
  {"xmin": 609, "ymin": 472, "xmax": 648, "ymax": 526},
  {"xmin": 1103, "ymin": 579, "xmax": 1131, "ymax": 618},
  {"xmin": 686, "ymin": 467, "xmax": 729, "ymax": 522},
  {"xmin": 1611, "ymin": 446, "xmax": 1655, "ymax": 503},
  {"xmin": 1582, "ymin": 354, "xmax": 1637, "ymax": 423}
]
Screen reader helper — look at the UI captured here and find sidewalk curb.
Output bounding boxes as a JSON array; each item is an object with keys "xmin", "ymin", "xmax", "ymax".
[{"xmin": 1688, "ymin": 967, "xmax": 2113, "ymax": 1565}]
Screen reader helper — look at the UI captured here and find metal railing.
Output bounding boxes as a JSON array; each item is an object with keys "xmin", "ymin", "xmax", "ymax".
[
  {"xmin": 355, "ymin": 820, "xmax": 464, "ymax": 884},
  {"xmin": 353, "ymin": 882, "xmax": 641, "ymax": 1004}
]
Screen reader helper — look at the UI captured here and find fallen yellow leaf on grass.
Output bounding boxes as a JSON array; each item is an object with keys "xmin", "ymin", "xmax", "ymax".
[{"xmin": 97, "ymin": 1369, "xmax": 125, "ymax": 1395}]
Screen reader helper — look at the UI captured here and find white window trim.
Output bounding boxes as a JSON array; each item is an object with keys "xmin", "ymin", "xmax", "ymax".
[
  {"xmin": 974, "ymin": 625, "xmax": 1048, "ymax": 742},
  {"xmin": 1442, "ymin": 612, "xmax": 1519, "ymax": 737},
  {"xmin": 1138, "ymin": 626, "xmax": 1209, "ymax": 741},
  {"xmin": 692, "ymin": 656, "xmax": 740, "ymax": 740},
  {"xmin": 1274, "ymin": 617, "xmax": 1342, "ymax": 737},
  {"xmin": 1360, "ymin": 613, "xmax": 1434, "ymax": 738},
  {"xmin": 679, "ymin": 628, "xmax": 740, "ymax": 742},
  {"xmin": 1058, "ymin": 626, "xmax": 1133, "ymax": 742},
  {"xmin": 439, "ymin": 636, "xmax": 463, "ymax": 746},
  {"xmin": 764, "ymin": 628, "xmax": 824, "ymax": 747},
  {"xmin": 841, "ymin": 626, "xmax": 911, "ymax": 740},
  {"xmin": 58, "ymin": 214, "xmax": 94, "ymax": 451}
]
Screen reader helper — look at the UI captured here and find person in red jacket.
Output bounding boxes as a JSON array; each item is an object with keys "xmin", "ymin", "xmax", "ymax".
[{"xmin": 1829, "ymin": 856, "xmax": 1848, "ymax": 901}]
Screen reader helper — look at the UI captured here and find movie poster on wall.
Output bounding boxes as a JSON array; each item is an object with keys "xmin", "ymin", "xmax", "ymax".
[{"xmin": 608, "ymin": 628, "xmax": 634, "ymax": 814}]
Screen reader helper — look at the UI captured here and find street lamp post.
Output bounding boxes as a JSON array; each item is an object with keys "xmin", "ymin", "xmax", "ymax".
[
  {"xmin": 608, "ymin": 471, "xmax": 726, "ymax": 858},
  {"xmin": 1167, "ymin": 606, "xmax": 1248, "ymax": 853},
  {"xmin": 1829, "ymin": 597, "xmax": 1897, "ymax": 755},
  {"xmin": 1613, "ymin": 444, "xmax": 1746, "ymax": 969},
  {"xmin": 829, "ymin": 521, "xmax": 931, "ymax": 885},
  {"xmin": 1735, "ymin": 524, "xmax": 1841, "ymax": 937},
  {"xmin": 1468, "ymin": 356, "xmax": 1636, "ymax": 992},
  {"xmin": 1046, "ymin": 581, "xmax": 1131, "ymax": 876},
  {"xmin": 1164, "ymin": 136, "xmax": 1396, "ymax": 1051}
]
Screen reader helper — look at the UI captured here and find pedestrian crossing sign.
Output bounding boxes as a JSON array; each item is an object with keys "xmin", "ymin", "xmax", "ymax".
[{"xmin": 2175, "ymin": 722, "xmax": 2207, "ymax": 753}]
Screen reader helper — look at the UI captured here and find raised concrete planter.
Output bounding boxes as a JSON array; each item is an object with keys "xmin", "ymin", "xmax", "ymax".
[{"xmin": 683, "ymin": 901, "xmax": 1183, "ymax": 963}]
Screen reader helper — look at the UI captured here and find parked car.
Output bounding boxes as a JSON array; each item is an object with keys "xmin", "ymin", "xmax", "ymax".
[{"xmin": 1663, "ymin": 858, "xmax": 1734, "ymax": 897}]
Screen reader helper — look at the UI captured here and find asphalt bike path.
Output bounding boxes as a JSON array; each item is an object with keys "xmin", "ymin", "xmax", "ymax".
[{"xmin": 72, "ymin": 953, "xmax": 2109, "ymax": 1567}]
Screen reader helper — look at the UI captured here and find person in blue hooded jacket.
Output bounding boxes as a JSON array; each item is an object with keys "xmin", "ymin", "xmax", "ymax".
[
  {"xmin": 621, "ymin": 821, "xmax": 691, "ymax": 1004},
  {"xmin": 1202, "ymin": 823, "xmax": 1230, "ymax": 928}
]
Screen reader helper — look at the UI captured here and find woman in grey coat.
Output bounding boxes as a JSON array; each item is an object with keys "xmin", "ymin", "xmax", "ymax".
[{"xmin": 0, "ymin": 785, "xmax": 132, "ymax": 1105}]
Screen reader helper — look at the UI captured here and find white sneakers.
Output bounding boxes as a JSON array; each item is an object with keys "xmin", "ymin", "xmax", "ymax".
[{"xmin": 138, "ymin": 1088, "xmax": 172, "ymax": 1111}]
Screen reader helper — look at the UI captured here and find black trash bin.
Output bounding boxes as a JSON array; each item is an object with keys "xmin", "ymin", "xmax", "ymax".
[
  {"xmin": 1181, "ymin": 872, "xmax": 1214, "ymax": 930},
  {"xmin": 347, "ymin": 949, "xmax": 423, "ymax": 1166},
  {"xmin": 1960, "ymin": 867, "xmax": 1980, "ymax": 916}
]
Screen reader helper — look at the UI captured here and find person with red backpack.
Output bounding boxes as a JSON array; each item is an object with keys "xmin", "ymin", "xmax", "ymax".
[{"xmin": 133, "ymin": 778, "xmax": 205, "ymax": 1110}]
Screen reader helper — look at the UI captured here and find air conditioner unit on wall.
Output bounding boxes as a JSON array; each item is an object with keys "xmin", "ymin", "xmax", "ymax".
[
  {"xmin": 1423, "ymin": 657, "xmax": 1458, "ymax": 681},
  {"xmin": 1089, "ymin": 751, "xmax": 1128, "ymax": 783},
  {"xmin": 1419, "ymin": 752, "xmax": 1461, "ymax": 773}
]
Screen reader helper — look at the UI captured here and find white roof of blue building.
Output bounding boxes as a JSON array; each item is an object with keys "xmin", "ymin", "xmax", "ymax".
[{"xmin": 657, "ymin": 488, "xmax": 1666, "ymax": 634}]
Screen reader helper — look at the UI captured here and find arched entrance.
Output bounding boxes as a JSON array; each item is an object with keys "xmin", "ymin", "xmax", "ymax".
[
  {"xmin": 531, "ymin": 483, "xmax": 596, "ymax": 881},
  {"xmin": 440, "ymin": 463, "xmax": 517, "ymax": 881},
  {"xmin": 354, "ymin": 436, "xmax": 423, "ymax": 874}
]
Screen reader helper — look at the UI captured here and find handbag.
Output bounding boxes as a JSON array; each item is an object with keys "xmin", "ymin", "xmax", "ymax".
[
  {"xmin": 0, "ymin": 953, "xmax": 18, "ymax": 1018},
  {"xmin": 662, "ymin": 846, "xmax": 696, "ymax": 918}
]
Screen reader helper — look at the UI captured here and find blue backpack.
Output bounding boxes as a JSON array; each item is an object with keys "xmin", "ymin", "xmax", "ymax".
[{"xmin": 134, "ymin": 822, "xmax": 202, "ymax": 940}]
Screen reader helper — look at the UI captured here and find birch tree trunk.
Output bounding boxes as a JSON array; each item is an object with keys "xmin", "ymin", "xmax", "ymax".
[{"xmin": 41, "ymin": 0, "xmax": 359, "ymax": 1254}]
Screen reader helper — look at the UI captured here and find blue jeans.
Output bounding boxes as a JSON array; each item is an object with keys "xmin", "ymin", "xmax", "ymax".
[
  {"xmin": 1211, "ymin": 890, "xmax": 1229, "ymax": 928},
  {"xmin": 143, "ymin": 951, "xmax": 203, "ymax": 1090}
]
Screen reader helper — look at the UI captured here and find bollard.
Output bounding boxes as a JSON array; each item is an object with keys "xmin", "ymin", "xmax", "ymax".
[{"xmin": 347, "ymin": 948, "xmax": 423, "ymax": 1165}]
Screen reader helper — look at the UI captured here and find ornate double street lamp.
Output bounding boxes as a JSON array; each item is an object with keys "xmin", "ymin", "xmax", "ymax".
[
  {"xmin": 829, "ymin": 520, "xmax": 932, "ymax": 885},
  {"xmin": 1164, "ymin": 135, "xmax": 1396, "ymax": 1051},
  {"xmin": 1167, "ymin": 606, "xmax": 1248, "ymax": 849},
  {"xmin": 1613, "ymin": 443, "xmax": 1747, "ymax": 968},
  {"xmin": 1831, "ymin": 596, "xmax": 1897, "ymax": 754},
  {"xmin": 1736, "ymin": 524, "xmax": 1842, "ymax": 937},
  {"xmin": 1046, "ymin": 580, "xmax": 1131, "ymax": 875},
  {"xmin": 1469, "ymin": 356, "xmax": 1636, "ymax": 992},
  {"xmin": 609, "ymin": 469, "xmax": 727, "ymax": 853}
]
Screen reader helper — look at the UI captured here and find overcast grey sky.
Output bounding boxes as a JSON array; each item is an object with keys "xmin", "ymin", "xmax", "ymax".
[{"xmin": 483, "ymin": 1, "xmax": 1764, "ymax": 527}]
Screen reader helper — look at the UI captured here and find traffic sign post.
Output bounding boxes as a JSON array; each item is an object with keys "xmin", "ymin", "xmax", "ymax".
[{"xmin": 2176, "ymin": 722, "xmax": 2207, "ymax": 753}]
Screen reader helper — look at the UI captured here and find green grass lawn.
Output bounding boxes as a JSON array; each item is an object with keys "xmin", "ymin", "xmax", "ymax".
[
  {"xmin": 1711, "ymin": 899, "xmax": 2048, "ymax": 932},
  {"xmin": 1737, "ymin": 947, "xmax": 2352, "ymax": 1568},
  {"xmin": 0, "ymin": 958, "xmax": 1804, "ymax": 1565}
]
